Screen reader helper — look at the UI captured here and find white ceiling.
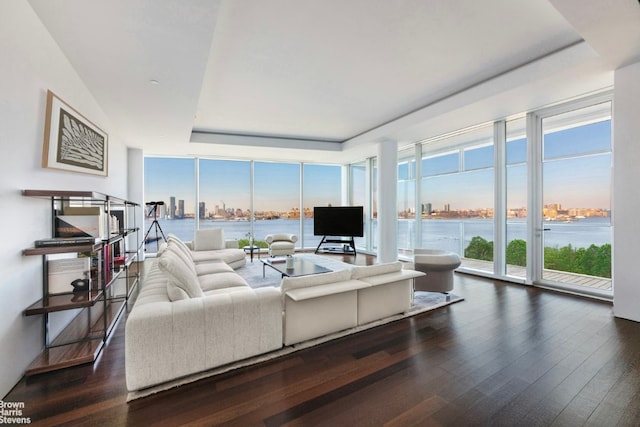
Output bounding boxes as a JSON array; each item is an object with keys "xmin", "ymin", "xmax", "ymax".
[{"xmin": 27, "ymin": 0, "xmax": 640, "ymax": 164}]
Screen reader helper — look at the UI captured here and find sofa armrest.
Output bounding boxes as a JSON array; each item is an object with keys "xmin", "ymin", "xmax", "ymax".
[
  {"xmin": 358, "ymin": 269, "xmax": 425, "ymax": 286},
  {"xmin": 285, "ymin": 279, "xmax": 369, "ymax": 301}
]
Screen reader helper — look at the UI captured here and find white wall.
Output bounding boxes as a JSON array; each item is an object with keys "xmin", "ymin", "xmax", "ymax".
[
  {"xmin": 613, "ymin": 61, "xmax": 640, "ymax": 323},
  {"xmin": 0, "ymin": 2, "xmax": 129, "ymax": 397}
]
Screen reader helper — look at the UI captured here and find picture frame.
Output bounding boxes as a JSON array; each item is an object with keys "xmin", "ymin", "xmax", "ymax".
[{"xmin": 42, "ymin": 90, "xmax": 108, "ymax": 176}]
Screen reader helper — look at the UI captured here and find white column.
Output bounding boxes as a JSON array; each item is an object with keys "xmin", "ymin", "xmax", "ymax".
[
  {"xmin": 127, "ymin": 148, "xmax": 145, "ymax": 260},
  {"xmin": 613, "ymin": 61, "xmax": 640, "ymax": 322},
  {"xmin": 377, "ymin": 139, "xmax": 398, "ymax": 263}
]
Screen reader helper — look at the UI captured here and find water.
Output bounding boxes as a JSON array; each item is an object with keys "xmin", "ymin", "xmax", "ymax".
[
  {"xmin": 403, "ymin": 217, "xmax": 611, "ymax": 254},
  {"xmin": 144, "ymin": 217, "xmax": 611, "ymax": 254}
]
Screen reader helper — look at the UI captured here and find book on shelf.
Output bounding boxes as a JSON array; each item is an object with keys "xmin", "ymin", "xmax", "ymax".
[{"xmin": 35, "ymin": 237, "xmax": 101, "ymax": 247}]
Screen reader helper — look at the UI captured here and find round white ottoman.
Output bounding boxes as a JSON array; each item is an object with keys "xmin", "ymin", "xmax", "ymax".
[{"xmin": 413, "ymin": 249, "xmax": 461, "ymax": 293}]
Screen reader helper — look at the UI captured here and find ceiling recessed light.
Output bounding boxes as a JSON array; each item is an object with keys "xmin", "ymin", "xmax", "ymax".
[{"xmin": 149, "ymin": 79, "xmax": 160, "ymax": 85}]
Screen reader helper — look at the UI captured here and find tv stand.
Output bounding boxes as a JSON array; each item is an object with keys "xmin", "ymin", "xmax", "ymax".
[{"xmin": 315, "ymin": 236, "xmax": 357, "ymax": 255}]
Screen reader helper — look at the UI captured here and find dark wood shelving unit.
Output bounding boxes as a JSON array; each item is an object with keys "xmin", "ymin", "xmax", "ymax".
[{"xmin": 22, "ymin": 190, "xmax": 140, "ymax": 375}]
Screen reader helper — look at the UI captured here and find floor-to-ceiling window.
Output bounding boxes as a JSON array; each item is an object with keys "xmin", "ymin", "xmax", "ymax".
[
  {"xmin": 303, "ymin": 164, "xmax": 342, "ymax": 249},
  {"xmin": 198, "ymin": 158, "xmax": 251, "ymax": 241},
  {"xmin": 505, "ymin": 117, "xmax": 528, "ymax": 279},
  {"xmin": 349, "ymin": 161, "xmax": 368, "ymax": 250},
  {"xmin": 253, "ymin": 162, "xmax": 301, "ymax": 247},
  {"xmin": 420, "ymin": 148, "xmax": 460, "ymax": 252},
  {"xmin": 537, "ymin": 100, "xmax": 612, "ymax": 291},
  {"xmin": 144, "ymin": 157, "xmax": 343, "ymax": 252},
  {"xmin": 397, "ymin": 149, "xmax": 416, "ymax": 251},
  {"xmin": 143, "ymin": 157, "xmax": 196, "ymax": 245},
  {"xmin": 410, "ymin": 93, "xmax": 612, "ymax": 298},
  {"xmin": 420, "ymin": 126, "xmax": 494, "ymax": 273},
  {"xmin": 460, "ymin": 134, "xmax": 495, "ymax": 273}
]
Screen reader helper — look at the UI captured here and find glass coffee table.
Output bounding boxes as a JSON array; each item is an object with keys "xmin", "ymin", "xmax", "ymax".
[{"xmin": 261, "ymin": 257, "xmax": 332, "ymax": 278}]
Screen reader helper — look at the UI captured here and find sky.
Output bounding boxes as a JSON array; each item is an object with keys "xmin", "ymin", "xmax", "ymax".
[
  {"xmin": 145, "ymin": 120, "xmax": 611, "ymax": 214},
  {"xmin": 144, "ymin": 159, "xmax": 342, "ymax": 213}
]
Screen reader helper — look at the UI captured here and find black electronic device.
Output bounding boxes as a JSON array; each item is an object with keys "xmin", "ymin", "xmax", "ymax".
[
  {"xmin": 313, "ymin": 206, "xmax": 364, "ymax": 237},
  {"xmin": 71, "ymin": 278, "xmax": 90, "ymax": 293},
  {"xmin": 313, "ymin": 206, "xmax": 363, "ymax": 256}
]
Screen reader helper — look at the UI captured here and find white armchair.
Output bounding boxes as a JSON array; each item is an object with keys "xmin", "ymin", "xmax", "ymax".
[
  {"xmin": 413, "ymin": 249, "xmax": 461, "ymax": 293},
  {"xmin": 265, "ymin": 233, "xmax": 298, "ymax": 257}
]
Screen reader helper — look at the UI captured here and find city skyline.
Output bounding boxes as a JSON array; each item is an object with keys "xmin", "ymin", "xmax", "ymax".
[{"xmin": 147, "ymin": 192, "xmax": 609, "ymax": 222}]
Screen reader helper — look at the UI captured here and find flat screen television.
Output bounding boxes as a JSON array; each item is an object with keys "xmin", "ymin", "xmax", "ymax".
[{"xmin": 313, "ymin": 206, "xmax": 364, "ymax": 237}]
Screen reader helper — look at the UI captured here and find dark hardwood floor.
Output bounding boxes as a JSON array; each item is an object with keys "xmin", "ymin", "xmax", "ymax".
[{"xmin": 5, "ymin": 254, "xmax": 640, "ymax": 426}]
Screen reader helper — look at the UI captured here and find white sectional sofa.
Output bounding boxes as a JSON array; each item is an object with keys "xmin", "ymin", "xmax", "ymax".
[{"xmin": 125, "ymin": 235, "xmax": 425, "ymax": 392}]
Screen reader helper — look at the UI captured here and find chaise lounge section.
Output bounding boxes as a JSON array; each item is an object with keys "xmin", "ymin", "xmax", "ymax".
[{"xmin": 125, "ymin": 235, "xmax": 281, "ymax": 392}]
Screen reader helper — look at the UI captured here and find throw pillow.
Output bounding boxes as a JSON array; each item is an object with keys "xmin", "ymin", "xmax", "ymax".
[
  {"xmin": 167, "ymin": 235, "xmax": 194, "ymax": 260},
  {"xmin": 166, "ymin": 279, "xmax": 190, "ymax": 301},
  {"xmin": 158, "ymin": 250, "xmax": 203, "ymax": 298},
  {"xmin": 165, "ymin": 243, "xmax": 197, "ymax": 276},
  {"xmin": 193, "ymin": 228, "xmax": 225, "ymax": 251},
  {"xmin": 157, "ymin": 241, "xmax": 168, "ymax": 256}
]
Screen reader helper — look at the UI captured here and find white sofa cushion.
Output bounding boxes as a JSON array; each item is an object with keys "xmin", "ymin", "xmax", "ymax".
[
  {"xmin": 195, "ymin": 260, "xmax": 233, "ymax": 276},
  {"xmin": 194, "ymin": 228, "xmax": 225, "ymax": 251},
  {"xmin": 350, "ymin": 261, "xmax": 403, "ymax": 279},
  {"xmin": 158, "ymin": 250, "xmax": 204, "ymax": 299},
  {"xmin": 284, "ymin": 290, "xmax": 358, "ymax": 346},
  {"xmin": 280, "ymin": 269, "xmax": 352, "ymax": 294},
  {"xmin": 199, "ymin": 272, "xmax": 250, "ymax": 292},
  {"xmin": 357, "ymin": 281, "xmax": 412, "ymax": 325}
]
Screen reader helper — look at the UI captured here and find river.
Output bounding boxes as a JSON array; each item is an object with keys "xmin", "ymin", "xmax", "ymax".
[{"xmin": 143, "ymin": 217, "xmax": 611, "ymax": 254}]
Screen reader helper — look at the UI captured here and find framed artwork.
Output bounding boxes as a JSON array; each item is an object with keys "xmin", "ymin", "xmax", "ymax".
[{"xmin": 42, "ymin": 90, "xmax": 108, "ymax": 176}]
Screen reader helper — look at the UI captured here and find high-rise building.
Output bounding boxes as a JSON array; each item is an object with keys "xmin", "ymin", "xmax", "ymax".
[
  {"xmin": 199, "ymin": 202, "xmax": 206, "ymax": 219},
  {"xmin": 169, "ymin": 196, "xmax": 176, "ymax": 219}
]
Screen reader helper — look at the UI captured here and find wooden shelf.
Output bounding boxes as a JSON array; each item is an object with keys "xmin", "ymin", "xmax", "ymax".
[
  {"xmin": 24, "ymin": 297, "xmax": 127, "ymax": 376},
  {"xmin": 24, "ymin": 339, "xmax": 104, "ymax": 376},
  {"xmin": 24, "ymin": 290, "xmax": 104, "ymax": 315}
]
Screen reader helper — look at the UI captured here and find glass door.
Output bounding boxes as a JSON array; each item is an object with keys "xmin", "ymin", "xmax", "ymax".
[{"xmin": 539, "ymin": 101, "xmax": 612, "ymax": 292}]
